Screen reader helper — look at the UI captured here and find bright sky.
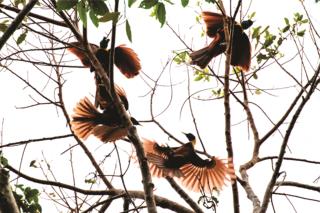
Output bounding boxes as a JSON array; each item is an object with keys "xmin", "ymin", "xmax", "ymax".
[{"xmin": 1, "ymin": 0, "xmax": 320, "ymax": 212}]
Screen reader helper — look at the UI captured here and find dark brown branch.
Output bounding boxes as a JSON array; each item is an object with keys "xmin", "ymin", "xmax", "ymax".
[
  {"xmin": 0, "ymin": 134, "xmax": 73, "ymax": 149},
  {"xmin": 217, "ymin": 1, "xmax": 240, "ymax": 212},
  {"xmin": 0, "ymin": 3, "xmax": 68, "ymax": 28},
  {"xmin": 275, "ymin": 181, "xmax": 320, "ymax": 193},
  {"xmin": 5, "ymin": 164, "xmax": 194, "ymax": 213},
  {"xmin": 0, "ymin": 0, "xmax": 39, "ymax": 49}
]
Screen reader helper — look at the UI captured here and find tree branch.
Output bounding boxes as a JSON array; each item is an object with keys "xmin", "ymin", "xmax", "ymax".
[{"xmin": 0, "ymin": 0, "xmax": 38, "ymax": 49}]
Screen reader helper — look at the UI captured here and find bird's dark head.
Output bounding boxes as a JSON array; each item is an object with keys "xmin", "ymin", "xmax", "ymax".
[
  {"xmin": 100, "ymin": 37, "xmax": 109, "ymax": 49},
  {"xmin": 241, "ymin": 19, "xmax": 254, "ymax": 30},
  {"xmin": 130, "ymin": 117, "xmax": 141, "ymax": 126},
  {"xmin": 183, "ymin": 133, "xmax": 196, "ymax": 146}
]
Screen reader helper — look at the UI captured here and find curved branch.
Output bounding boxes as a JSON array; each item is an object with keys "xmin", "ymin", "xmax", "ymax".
[{"xmin": 6, "ymin": 164, "xmax": 194, "ymax": 213}]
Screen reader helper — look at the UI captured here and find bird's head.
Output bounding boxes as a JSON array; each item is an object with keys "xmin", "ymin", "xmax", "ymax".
[
  {"xmin": 100, "ymin": 37, "xmax": 110, "ymax": 49},
  {"xmin": 241, "ymin": 19, "xmax": 254, "ymax": 30},
  {"xmin": 130, "ymin": 117, "xmax": 141, "ymax": 126},
  {"xmin": 183, "ymin": 132, "xmax": 196, "ymax": 147}
]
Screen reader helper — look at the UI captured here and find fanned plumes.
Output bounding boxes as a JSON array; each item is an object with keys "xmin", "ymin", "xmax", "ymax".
[
  {"xmin": 67, "ymin": 42, "xmax": 99, "ymax": 67},
  {"xmin": 114, "ymin": 45, "xmax": 141, "ymax": 78},
  {"xmin": 180, "ymin": 157, "xmax": 234, "ymax": 192},
  {"xmin": 70, "ymin": 97, "xmax": 100, "ymax": 140},
  {"xmin": 92, "ymin": 125, "xmax": 128, "ymax": 142},
  {"xmin": 190, "ymin": 11, "xmax": 252, "ymax": 71},
  {"xmin": 142, "ymin": 134, "xmax": 234, "ymax": 192},
  {"xmin": 71, "ymin": 96, "xmax": 138, "ymax": 143}
]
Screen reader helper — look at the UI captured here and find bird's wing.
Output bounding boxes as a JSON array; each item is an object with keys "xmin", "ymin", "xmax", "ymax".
[
  {"xmin": 230, "ymin": 26, "xmax": 251, "ymax": 71},
  {"xmin": 179, "ymin": 157, "xmax": 235, "ymax": 192},
  {"xmin": 202, "ymin": 12, "xmax": 225, "ymax": 38},
  {"xmin": 114, "ymin": 45, "xmax": 141, "ymax": 78}
]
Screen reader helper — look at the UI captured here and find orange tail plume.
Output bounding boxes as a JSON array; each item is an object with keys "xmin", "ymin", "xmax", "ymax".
[
  {"xmin": 190, "ymin": 34, "xmax": 226, "ymax": 69},
  {"xmin": 114, "ymin": 45, "xmax": 141, "ymax": 78},
  {"xmin": 67, "ymin": 42, "xmax": 99, "ymax": 67},
  {"xmin": 71, "ymin": 97, "xmax": 100, "ymax": 140},
  {"xmin": 91, "ymin": 125, "xmax": 128, "ymax": 143},
  {"xmin": 180, "ymin": 157, "xmax": 234, "ymax": 192}
]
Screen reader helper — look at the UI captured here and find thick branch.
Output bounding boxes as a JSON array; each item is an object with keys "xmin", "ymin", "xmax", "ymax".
[
  {"xmin": 217, "ymin": 1, "xmax": 240, "ymax": 212},
  {"xmin": 0, "ymin": 0, "xmax": 38, "ymax": 49},
  {"xmin": 0, "ymin": 167, "xmax": 19, "ymax": 213},
  {"xmin": 0, "ymin": 3, "xmax": 67, "ymax": 28}
]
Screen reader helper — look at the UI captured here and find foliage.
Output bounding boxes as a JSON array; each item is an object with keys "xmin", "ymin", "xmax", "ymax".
[{"xmin": 14, "ymin": 184, "xmax": 42, "ymax": 213}]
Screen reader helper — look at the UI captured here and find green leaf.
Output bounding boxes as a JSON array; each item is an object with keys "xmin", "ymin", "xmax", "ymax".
[
  {"xmin": 156, "ymin": 2, "xmax": 166, "ymax": 27},
  {"xmin": 17, "ymin": 30, "xmax": 27, "ymax": 45},
  {"xmin": 89, "ymin": 10, "xmax": 99, "ymax": 27},
  {"xmin": 297, "ymin": 29, "xmax": 306, "ymax": 37},
  {"xmin": 126, "ymin": 20, "xmax": 132, "ymax": 42},
  {"xmin": 181, "ymin": 0, "xmax": 188, "ymax": 7},
  {"xmin": 0, "ymin": 155, "xmax": 8, "ymax": 167},
  {"xmin": 253, "ymin": 72, "xmax": 258, "ymax": 79},
  {"xmin": 284, "ymin": 17, "xmax": 289, "ymax": 25},
  {"xmin": 88, "ymin": 0, "xmax": 109, "ymax": 16},
  {"xmin": 139, "ymin": 0, "xmax": 158, "ymax": 9},
  {"xmin": 255, "ymin": 89, "xmax": 262, "ymax": 95},
  {"xmin": 85, "ymin": 178, "xmax": 97, "ymax": 184},
  {"xmin": 56, "ymin": 0, "xmax": 78, "ymax": 11},
  {"xmin": 282, "ymin": 25, "xmax": 290, "ymax": 33},
  {"xmin": 252, "ymin": 26, "xmax": 261, "ymax": 39},
  {"xmin": 194, "ymin": 75, "xmax": 203, "ymax": 81},
  {"xmin": 99, "ymin": 12, "xmax": 120, "ymax": 23},
  {"xmin": 77, "ymin": 0, "xmax": 87, "ymax": 27},
  {"xmin": 0, "ymin": 23, "xmax": 8, "ymax": 32},
  {"xmin": 248, "ymin": 12, "xmax": 256, "ymax": 20},
  {"xmin": 128, "ymin": 0, "xmax": 137, "ymax": 7}
]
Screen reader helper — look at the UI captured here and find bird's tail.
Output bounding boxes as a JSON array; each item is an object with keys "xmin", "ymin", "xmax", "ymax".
[
  {"xmin": 143, "ymin": 139, "xmax": 183, "ymax": 178},
  {"xmin": 91, "ymin": 125, "xmax": 128, "ymax": 143},
  {"xmin": 180, "ymin": 157, "xmax": 235, "ymax": 192},
  {"xmin": 71, "ymin": 97, "xmax": 100, "ymax": 140},
  {"xmin": 114, "ymin": 45, "xmax": 141, "ymax": 78},
  {"xmin": 190, "ymin": 35, "xmax": 226, "ymax": 69}
]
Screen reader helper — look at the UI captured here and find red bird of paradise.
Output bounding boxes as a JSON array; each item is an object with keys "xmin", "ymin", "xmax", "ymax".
[
  {"xmin": 190, "ymin": 12, "xmax": 253, "ymax": 71},
  {"xmin": 67, "ymin": 37, "xmax": 141, "ymax": 78},
  {"xmin": 143, "ymin": 133, "xmax": 235, "ymax": 192},
  {"xmin": 70, "ymin": 86, "xmax": 139, "ymax": 142}
]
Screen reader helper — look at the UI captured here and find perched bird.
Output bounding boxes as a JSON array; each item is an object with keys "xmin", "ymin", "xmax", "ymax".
[
  {"xmin": 70, "ymin": 93, "xmax": 139, "ymax": 142},
  {"xmin": 143, "ymin": 133, "xmax": 235, "ymax": 192},
  {"xmin": 67, "ymin": 37, "xmax": 141, "ymax": 78},
  {"xmin": 190, "ymin": 12, "xmax": 253, "ymax": 71}
]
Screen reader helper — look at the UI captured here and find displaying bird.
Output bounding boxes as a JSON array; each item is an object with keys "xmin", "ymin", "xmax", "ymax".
[
  {"xmin": 143, "ymin": 133, "xmax": 235, "ymax": 192},
  {"xmin": 67, "ymin": 38, "xmax": 141, "ymax": 78},
  {"xmin": 190, "ymin": 12, "xmax": 253, "ymax": 71},
  {"xmin": 70, "ymin": 93, "xmax": 139, "ymax": 142}
]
